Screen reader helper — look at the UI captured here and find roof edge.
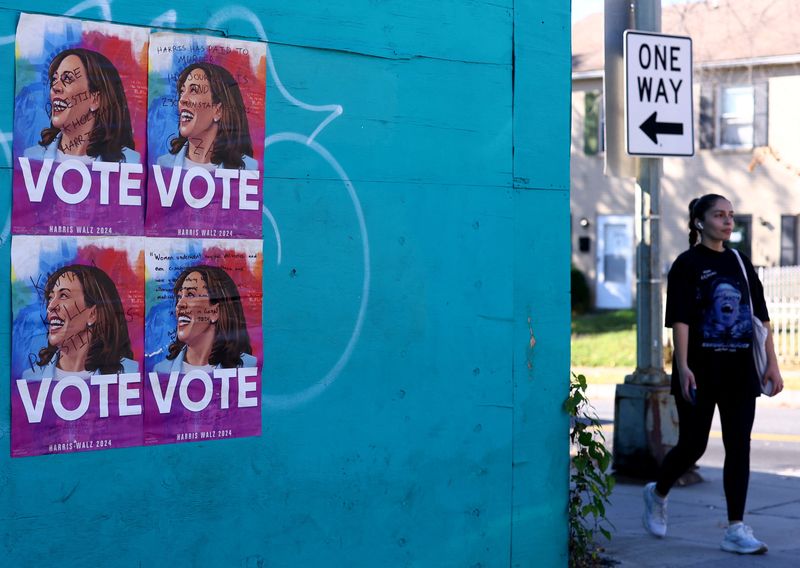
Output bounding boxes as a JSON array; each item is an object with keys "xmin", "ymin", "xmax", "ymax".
[{"xmin": 573, "ymin": 53, "xmax": 800, "ymax": 81}]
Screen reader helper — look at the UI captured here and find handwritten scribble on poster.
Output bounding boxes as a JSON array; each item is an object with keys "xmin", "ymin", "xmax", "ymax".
[
  {"xmin": 10, "ymin": 15, "xmax": 267, "ymax": 457},
  {"xmin": 11, "ymin": 235, "xmax": 145, "ymax": 457},
  {"xmin": 12, "ymin": 13, "xmax": 148, "ymax": 236},
  {"xmin": 146, "ymin": 32, "xmax": 267, "ymax": 239},
  {"xmin": 144, "ymin": 238, "xmax": 263, "ymax": 445}
]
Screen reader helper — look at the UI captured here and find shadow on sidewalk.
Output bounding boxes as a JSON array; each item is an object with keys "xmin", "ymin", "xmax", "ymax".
[{"xmin": 600, "ymin": 468, "xmax": 800, "ymax": 566}]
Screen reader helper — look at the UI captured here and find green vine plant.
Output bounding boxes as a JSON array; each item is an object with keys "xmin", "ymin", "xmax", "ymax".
[{"xmin": 565, "ymin": 372, "xmax": 616, "ymax": 567}]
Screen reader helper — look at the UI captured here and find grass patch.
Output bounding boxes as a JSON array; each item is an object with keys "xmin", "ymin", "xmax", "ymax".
[
  {"xmin": 571, "ymin": 309, "xmax": 800, "ymax": 390},
  {"xmin": 572, "ymin": 310, "xmax": 637, "ymax": 368},
  {"xmin": 572, "ymin": 309, "xmax": 636, "ymax": 334},
  {"xmin": 572, "ymin": 330, "xmax": 637, "ymax": 368}
]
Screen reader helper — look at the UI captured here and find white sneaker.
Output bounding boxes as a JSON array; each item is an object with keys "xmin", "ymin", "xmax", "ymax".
[
  {"xmin": 642, "ymin": 481, "xmax": 667, "ymax": 537},
  {"xmin": 720, "ymin": 523, "xmax": 767, "ymax": 554}
]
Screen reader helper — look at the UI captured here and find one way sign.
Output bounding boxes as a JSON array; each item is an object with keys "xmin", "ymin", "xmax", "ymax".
[{"xmin": 624, "ymin": 31, "xmax": 693, "ymax": 157}]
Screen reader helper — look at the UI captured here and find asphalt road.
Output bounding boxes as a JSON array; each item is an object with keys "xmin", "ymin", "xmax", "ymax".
[{"xmin": 587, "ymin": 383, "xmax": 800, "ymax": 476}]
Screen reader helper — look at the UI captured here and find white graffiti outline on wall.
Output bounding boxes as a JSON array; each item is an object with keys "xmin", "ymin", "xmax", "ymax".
[
  {"xmin": 205, "ymin": 6, "xmax": 344, "ymax": 145},
  {"xmin": 204, "ymin": 7, "xmax": 367, "ymax": 408},
  {"xmin": 262, "ymin": 205, "xmax": 282, "ymax": 266},
  {"xmin": 262, "ymin": 133, "xmax": 370, "ymax": 409},
  {"xmin": 150, "ymin": 10, "xmax": 177, "ymax": 29},
  {"xmin": 64, "ymin": 0, "xmax": 112, "ymax": 20},
  {"xmin": 0, "ymin": 1, "xmax": 369, "ymax": 407}
]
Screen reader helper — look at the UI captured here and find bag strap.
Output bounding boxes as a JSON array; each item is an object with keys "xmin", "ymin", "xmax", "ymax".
[{"xmin": 731, "ymin": 248, "xmax": 756, "ymax": 319}]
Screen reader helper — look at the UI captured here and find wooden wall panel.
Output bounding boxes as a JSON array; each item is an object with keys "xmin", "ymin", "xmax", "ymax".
[{"xmin": 0, "ymin": 2, "xmax": 570, "ymax": 566}]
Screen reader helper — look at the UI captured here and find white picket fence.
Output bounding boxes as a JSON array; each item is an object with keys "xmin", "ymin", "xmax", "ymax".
[{"xmin": 758, "ymin": 265, "xmax": 800, "ymax": 365}]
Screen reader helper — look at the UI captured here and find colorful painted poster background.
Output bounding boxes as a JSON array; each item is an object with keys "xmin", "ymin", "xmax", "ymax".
[
  {"xmin": 11, "ymin": 236, "xmax": 145, "ymax": 457},
  {"xmin": 146, "ymin": 32, "xmax": 267, "ymax": 239},
  {"xmin": 12, "ymin": 14, "xmax": 149, "ymax": 236},
  {"xmin": 10, "ymin": 16, "xmax": 266, "ymax": 456},
  {"xmin": 144, "ymin": 238, "xmax": 263, "ymax": 445}
]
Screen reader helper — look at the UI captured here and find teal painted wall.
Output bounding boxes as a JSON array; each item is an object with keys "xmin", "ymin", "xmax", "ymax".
[{"xmin": 0, "ymin": 1, "xmax": 571, "ymax": 566}]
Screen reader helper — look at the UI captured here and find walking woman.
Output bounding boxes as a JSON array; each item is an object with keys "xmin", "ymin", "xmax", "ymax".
[{"xmin": 643, "ymin": 194, "xmax": 783, "ymax": 553}]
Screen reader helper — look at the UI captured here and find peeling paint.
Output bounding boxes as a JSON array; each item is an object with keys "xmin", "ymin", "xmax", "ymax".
[{"xmin": 527, "ymin": 314, "xmax": 536, "ymax": 373}]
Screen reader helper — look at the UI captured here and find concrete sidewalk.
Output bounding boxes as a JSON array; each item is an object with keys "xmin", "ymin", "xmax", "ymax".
[
  {"xmin": 602, "ymin": 468, "xmax": 800, "ymax": 566},
  {"xmin": 584, "ymin": 381, "xmax": 800, "ymax": 566}
]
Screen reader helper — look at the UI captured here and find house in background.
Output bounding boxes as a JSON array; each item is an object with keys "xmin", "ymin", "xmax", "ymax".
[{"xmin": 572, "ymin": 0, "xmax": 800, "ymax": 309}]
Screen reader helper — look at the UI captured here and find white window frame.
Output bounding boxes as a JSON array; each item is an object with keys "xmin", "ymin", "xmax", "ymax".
[
  {"xmin": 715, "ymin": 84, "xmax": 755, "ymax": 150},
  {"xmin": 598, "ymin": 92, "xmax": 605, "ymax": 154},
  {"xmin": 583, "ymin": 90, "xmax": 605, "ymax": 155}
]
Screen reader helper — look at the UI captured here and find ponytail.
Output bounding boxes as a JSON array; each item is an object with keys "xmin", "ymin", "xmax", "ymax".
[{"xmin": 688, "ymin": 199, "xmax": 700, "ymax": 246}]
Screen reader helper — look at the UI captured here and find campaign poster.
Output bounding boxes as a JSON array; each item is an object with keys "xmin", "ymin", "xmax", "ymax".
[
  {"xmin": 12, "ymin": 14, "xmax": 148, "ymax": 236},
  {"xmin": 11, "ymin": 235, "xmax": 145, "ymax": 457},
  {"xmin": 144, "ymin": 238, "xmax": 263, "ymax": 445},
  {"xmin": 146, "ymin": 32, "xmax": 266, "ymax": 239}
]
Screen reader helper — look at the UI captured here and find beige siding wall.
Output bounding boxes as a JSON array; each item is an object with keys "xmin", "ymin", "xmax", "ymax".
[
  {"xmin": 571, "ymin": 79, "xmax": 636, "ymax": 296},
  {"xmin": 571, "ymin": 66, "xmax": 800, "ymax": 307}
]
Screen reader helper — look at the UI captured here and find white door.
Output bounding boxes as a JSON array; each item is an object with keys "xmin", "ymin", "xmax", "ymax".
[{"xmin": 595, "ymin": 215, "xmax": 634, "ymax": 309}]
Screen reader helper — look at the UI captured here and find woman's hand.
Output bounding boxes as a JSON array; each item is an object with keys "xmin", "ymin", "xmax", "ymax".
[
  {"xmin": 678, "ymin": 364, "xmax": 697, "ymax": 403},
  {"xmin": 673, "ymin": 323, "xmax": 695, "ymax": 403},
  {"xmin": 763, "ymin": 363, "xmax": 784, "ymax": 396},
  {"xmin": 763, "ymin": 324, "xmax": 783, "ymax": 396}
]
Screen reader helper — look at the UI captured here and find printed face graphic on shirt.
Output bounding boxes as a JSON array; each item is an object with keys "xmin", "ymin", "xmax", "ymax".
[
  {"xmin": 712, "ymin": 283, "xmax": 741, "ymax": 328},
  {"xmin": 701, "ymin": 277, "xmax": 752, "ymax": 349}
]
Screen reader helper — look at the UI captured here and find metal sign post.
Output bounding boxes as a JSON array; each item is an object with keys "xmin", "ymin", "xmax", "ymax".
[
  {"xmin": 606, "ymin": 0, "xmax": 692, "ymax": 479},
  {"xmin": 604, "ymin": 0, "xmax": 638, "ymax": 178},
  {"xmin": 623, "ymin": 27, "xmax": 693, "ymax": 384}
]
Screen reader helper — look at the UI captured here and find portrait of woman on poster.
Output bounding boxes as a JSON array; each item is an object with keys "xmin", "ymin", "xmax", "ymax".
[
  {"xmin": 23, "ymin": 48, "xmax": 140, "ymax": 164},
  {"xmin": 22, "ymin": 264, "xmax": 138, "ymax": 381},
  {"xmin": 153, "ymin": 265, "xmax": 256, "ymax": 374},
  {"xmin": 156, "ymin": 62, "xmax": 257, "ymax": 171}
]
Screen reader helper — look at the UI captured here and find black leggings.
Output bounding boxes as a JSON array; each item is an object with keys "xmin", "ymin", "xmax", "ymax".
[{"xmin": 655, "ymin": 388, "xmax": 756, "ymax": 521}]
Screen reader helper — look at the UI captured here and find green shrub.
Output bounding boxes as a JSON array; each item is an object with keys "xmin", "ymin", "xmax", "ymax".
[
  {"xmin": 571, "ymin": 266, "xmax": 591, "ymax": 314},
  {"xmin": 566, "ymin": 372, "xmax": 615, "ymax": 566}
]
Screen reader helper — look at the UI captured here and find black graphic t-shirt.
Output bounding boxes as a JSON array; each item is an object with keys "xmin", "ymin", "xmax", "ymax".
[{"xmin": 665, "ymin": 245, "xmax": 768, "ymax": 396}]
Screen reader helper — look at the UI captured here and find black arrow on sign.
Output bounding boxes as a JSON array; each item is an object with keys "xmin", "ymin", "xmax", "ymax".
[{"xmin": 640, "ymin": 111, "xmax": 683, "ymax": 144}]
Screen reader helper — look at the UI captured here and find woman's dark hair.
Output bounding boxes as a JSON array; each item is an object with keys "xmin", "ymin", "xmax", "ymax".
[
  {"xmin": 37, "ymin": 264, "xmax": 134, "ymax": 373},
  {"xmin": 166, "ymin": 265, "xmax": 252, "ymax": 368},
  {"xmin": 688, "ymin": 193, "xmax": 728, "ymax": 246},
  {"xmin": 39, "ymin": 48, "xmax": 135, "ymax": 162},
  {"xmin": 169, "ymin": 62, "xmax": 253, "ymax": 169}
]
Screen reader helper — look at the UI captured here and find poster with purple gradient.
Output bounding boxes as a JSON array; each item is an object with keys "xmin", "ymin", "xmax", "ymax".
[
  {"xmin": 12, "ymin": 14, "xmax": 148, "ymax": 236},
  {"xmin": 144, "ymin": 238, "xmax": 263, "ymax": 445},
  {"xmin": 11, "ymin": 236, "xmax": 145, "ymax": 457},
  {"xmin": 146, "ymin": 32, "xmax": 266, "ymax": 239}
]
